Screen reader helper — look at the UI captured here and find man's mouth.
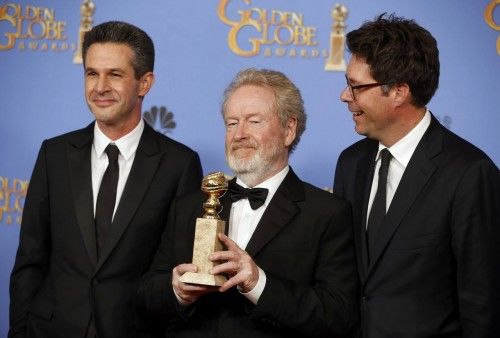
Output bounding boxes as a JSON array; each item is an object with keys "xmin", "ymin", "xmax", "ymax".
[
  {"xmin": 353, "ymin": 111, "xmax": 364, "ymax": 117},
  {"xmin": 92, "ymin": 98, "xmax": 115, "ymax": 108},
  {"xmin": 232, "ymin": 146, "xmax": 255, "ymax": 153},
  {"xmin": 232, "ymin": 142, "xmax": 257, "ymax": 151}
]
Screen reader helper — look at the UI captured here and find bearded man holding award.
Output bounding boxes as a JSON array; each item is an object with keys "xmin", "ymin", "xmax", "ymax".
[{"xmin": 138, "ymin": 68, "xmax": 358, "ymax": 337}]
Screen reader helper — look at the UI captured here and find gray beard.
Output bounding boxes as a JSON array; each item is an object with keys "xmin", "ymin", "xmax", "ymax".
[{"xmin": 226, "ymin": 143, "xmax": 281, "ymax": 187}]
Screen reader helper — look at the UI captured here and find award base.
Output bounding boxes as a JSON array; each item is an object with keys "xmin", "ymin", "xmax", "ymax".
[
  {"xmin": 179, "ymin": 217, "xmax": 227, "ymax": 286},
  {"xmin": 179, "ymin": 272, "xmax": 227, "ymax": 286},
  {"xmin": 324, "ymin": 60, "xmax": 346, "ymax": 71}
]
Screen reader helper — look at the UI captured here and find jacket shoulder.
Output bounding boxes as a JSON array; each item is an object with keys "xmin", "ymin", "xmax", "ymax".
[
  {"xmin": 301, "ymin": 180, "xmax": 350, "ymax": 210},
  {"xmin": 439, "ymin": 127, "xmax": 495, "ymax": 165},
  {"xmin": 338, "ymin": 138, "xmax": 376, "ymax": 162},
  {"xmin": 146, "ymin": 126, "xmax": 199, "ymax": 158},
  {"xmin": 38, "ymin": 124, "xmax": 93, "ymax": 150}
]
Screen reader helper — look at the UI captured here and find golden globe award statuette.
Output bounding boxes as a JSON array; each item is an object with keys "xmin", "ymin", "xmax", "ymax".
[
  {"xmin": 179, "ymin": 172, "xmax": 228, "ymax": 286},
  {"xmin": 73, "ymin": 0, "xmax": 95, "ymax": 64},
  {"xmin": 325, "ymin": 4, "xmax": 349, "ymax": 71}
]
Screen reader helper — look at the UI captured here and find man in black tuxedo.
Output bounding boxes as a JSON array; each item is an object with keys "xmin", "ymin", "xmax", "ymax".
[
  {"xmin": 138, "ymin": 68, "xmax": 358, "ymax": 337},
  {"xmin": 9, "ymin": 21, "xmax": 202, "ymax": 338},
  {"xmin": 333, "ymin": 14, "xmax": 500, "ymax": 338}
]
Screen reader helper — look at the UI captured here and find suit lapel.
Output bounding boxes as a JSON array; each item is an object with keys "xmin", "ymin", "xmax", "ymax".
[
  {"xmin": 68, "ymin": 124, "xmax": 98, "ymax": 267},
  {"xmin": 96, "ymin": 123, "xmax": 163, "ymax": 270},
  {"xmin": 220, "ymin": 181, "xmax": 233, "ymax": 235},
  {"xmin": 245, "ymin": 169, "xmax": 302, "ymax": 257},
  {"xmin": 366, "ymin": 117, "xmax": 442, "ymax": 278},
  {"xmin": 355, "ymin": 143, "xmax": 377, "ymax": 280}
]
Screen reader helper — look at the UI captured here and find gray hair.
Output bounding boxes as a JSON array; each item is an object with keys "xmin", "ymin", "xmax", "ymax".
[{"xmin": 221, "ymin": 68, "xmax": 306, "ymax": 153}]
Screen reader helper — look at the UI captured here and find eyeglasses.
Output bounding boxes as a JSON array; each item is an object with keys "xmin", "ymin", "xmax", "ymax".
[{"xmin": 345, "ymin": 75, "xmax": 387, "ymax": 100}]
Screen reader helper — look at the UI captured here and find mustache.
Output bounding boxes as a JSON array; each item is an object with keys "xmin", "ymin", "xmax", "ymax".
[{"xmin": 230, "ymin": 140, "xmax": 258, "ymax": 151}]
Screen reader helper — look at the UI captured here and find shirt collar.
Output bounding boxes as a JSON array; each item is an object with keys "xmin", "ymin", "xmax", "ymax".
[
  {"xmin": 377, "ymin": 109, "xmax": 431, "ymax": 167},
  {"xmin": 236, "ymin": 165, "xmax": 289, "ymax": 205},
  {"xmin": 93, "ymin": 119, "xmax": 145, "ymax": 160}
]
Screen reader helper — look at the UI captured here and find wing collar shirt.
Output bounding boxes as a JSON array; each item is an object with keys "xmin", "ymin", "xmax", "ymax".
[
  {"xmin": 366, "ymin": 109, "xmax": 431, "ymax": 226},
  {"xmin": 229, "ymin": 165, "xmax": 289, "ymax": 304},
  {"xmin": 91, "ymin": 119, "xmax": 144, "ymax": 219}
]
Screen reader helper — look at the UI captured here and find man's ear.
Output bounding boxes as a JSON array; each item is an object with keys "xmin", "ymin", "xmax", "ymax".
[
  {"xmin": 393, "ymin": 83, "xmax": 411, "ymax": 107},
  {"xmin": 138, "ymin": 72, "xmax": 155, "ymax": 97},
  {"xmin": 284, "ymin": 117, "xmax": 297, "ymax": 147}
]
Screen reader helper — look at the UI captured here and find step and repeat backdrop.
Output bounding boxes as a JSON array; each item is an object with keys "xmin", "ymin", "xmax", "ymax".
[{"xmin": 1, "ymin": 0, "xmax": 499, "ymax": 334}]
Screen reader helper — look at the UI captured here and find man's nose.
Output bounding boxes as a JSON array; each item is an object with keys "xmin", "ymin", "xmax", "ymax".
[
  {"xmin": 340, "ymin": 85, "xmax": 352, "ymax": 103},
  {"xmin": 95, "ymin": 75, "xmax": 110, "ymax": 93}
]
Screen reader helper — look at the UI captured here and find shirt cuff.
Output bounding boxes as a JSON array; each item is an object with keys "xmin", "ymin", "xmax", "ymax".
[{"xmin": 239, "ymin": 266, "xmax": 266, "ymax": 305}]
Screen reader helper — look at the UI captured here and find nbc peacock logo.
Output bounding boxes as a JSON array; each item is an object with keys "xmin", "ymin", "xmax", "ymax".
[{"xmin": 143, "ymin": 106, "xmax": 177, "ymax": 134}]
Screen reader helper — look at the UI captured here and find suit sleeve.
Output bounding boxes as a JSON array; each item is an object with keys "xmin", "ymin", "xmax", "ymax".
[
  {"xmin": 137, "ymin": 150, "xmax": 202, "ymax": 324},
  {"xmin": 333, "ymin": 151, "xmax": 346, "ymax": 197},
  {"xmin": 9, "ymin": 142, "xmax": 52, "ymax": 338},
  {"xmin": 452, "ymin": 159, "xmax": 500, "ymax": 337},
  {"xmin": 251, "ymin": 201, "xmax": 358, "ymax": 337},
  {"xmin": 136, "ymin": 198, "xmax": 192, "ymax": 324}
]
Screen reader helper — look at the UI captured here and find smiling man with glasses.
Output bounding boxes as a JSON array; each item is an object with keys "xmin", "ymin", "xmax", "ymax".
[{"xmin": 333, "ymin": 13, "xmax": 500, "ymax": 338}]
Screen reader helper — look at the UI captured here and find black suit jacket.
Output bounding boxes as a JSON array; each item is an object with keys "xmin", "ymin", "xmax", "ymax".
[
  {"xmin": 334, "ymin": 115, "xmax": 500, "ymax": 338},
  {"xmin": 138, "ymin": 168, "xmax": 358, "ymax": 337},
  {"xmin": 9, "ymin": 121, "xmax": 203, "ymax": 338}
]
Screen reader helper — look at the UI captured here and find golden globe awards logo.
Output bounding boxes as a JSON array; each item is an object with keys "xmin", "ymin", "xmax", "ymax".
[
  {"xmin": 0, "ymin": 3, "xmax": 76, "ymax": 52},
  {"xmin": 0, "ymin": 176, "xmax": 27, "ymax": 226},
  {"xmin": 217, "ymin": 0, "xmax": 327, "ymax": 58}
]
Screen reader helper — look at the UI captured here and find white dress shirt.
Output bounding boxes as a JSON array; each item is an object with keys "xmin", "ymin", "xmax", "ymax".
[
  {"xmin": 229, "ymin": 166, "xmax": 289, "ymax": 249},
  {"xmin": 229, "ymin": 165, "xmax": 289, "ymax": 304},
  {"xmin": 91, "ymin": 119, "xmax": 144, "ymax": 219},
  {"xmin": 366, "ymin": 110, "xmax": 431, "ymax": 227}
]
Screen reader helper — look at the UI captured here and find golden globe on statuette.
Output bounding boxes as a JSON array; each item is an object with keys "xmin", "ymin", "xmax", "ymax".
[{"xmin": 179, "ymin": 172, "xmax": 228, "ymax": 286}]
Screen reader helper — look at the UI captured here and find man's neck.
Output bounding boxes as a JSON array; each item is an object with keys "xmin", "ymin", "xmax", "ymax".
[
  {"xmin": 96, "ymin": 114, "xmax": 142, "ymax": 141},
  {"xmin": 380, "ymin": 106, "xmax": 426, "ymax": 147},
  {"xmin": 238, "ymin": 161, "xmax": 289, "ymax": 188}
]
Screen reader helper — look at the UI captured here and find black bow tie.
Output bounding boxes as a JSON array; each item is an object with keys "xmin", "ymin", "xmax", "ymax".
[{"xmin": 228, "ymin": 181, "xmax": 269, "ymax": 210}]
